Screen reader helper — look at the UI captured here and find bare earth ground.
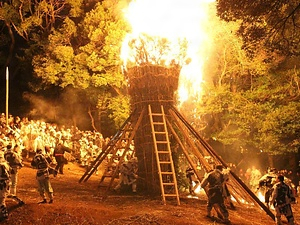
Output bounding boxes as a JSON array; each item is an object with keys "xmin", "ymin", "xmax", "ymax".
[{"xmin": 3, "ymin": 160, "xmax": 300, "ymax": 225}]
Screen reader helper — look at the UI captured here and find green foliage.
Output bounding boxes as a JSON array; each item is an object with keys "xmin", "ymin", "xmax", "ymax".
[
  {"xmin": 216, "ymin": 0, "xmax": 300, "ymax": 56},
  {"xmin": 31, "ymin": 0, "xmax": 130, "ymax": 129},
  {"xmin": 107, "ymin": 95, "xmax": 130, "ymax": 129},
  {"xmin": 182, "ymin": 17, "xmax": 300, "ymax": 156},
  {"xmin": 195, "ymin": 67, "xmax": 300, "ymax": 155}
]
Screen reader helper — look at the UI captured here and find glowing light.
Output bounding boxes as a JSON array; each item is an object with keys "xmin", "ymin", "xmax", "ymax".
[
  {"xmin": 121, "ymin": 0, "xmax": 216, "ymax": 104},
  {"xmin": 257, "ymin": 191, "xmax": 265, "ymax": 203}
]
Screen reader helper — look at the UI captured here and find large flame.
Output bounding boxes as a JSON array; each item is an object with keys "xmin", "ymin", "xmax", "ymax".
[{"xmin": 121, "ymin": 0, "xmax": 216, "ymax": 104}]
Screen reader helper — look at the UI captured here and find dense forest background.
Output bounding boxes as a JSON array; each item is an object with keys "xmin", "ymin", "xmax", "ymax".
[{"xmin": 0, "ymin": 0, "xmax": 300, "ymax": 169}]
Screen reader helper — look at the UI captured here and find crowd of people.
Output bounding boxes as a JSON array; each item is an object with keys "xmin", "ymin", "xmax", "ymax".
[
  {"xmin": 0, "ymin": 113, "xmax": 109, "ymax": 167},
  {"xmin": 237, "ymin": 166, "xmax": 299, "ymax": 194},
  {"xmin": 0, "ymin": 113, "xmax": 141, "ymax": 219},
  {"xmin": 0, "ymin": 113, "xmax": 114, "ymax": 220}
]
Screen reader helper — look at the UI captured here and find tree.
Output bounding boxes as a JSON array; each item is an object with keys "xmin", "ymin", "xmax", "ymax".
[
  {"xmin": 216, "ymin": 0, "xmax": 300, "ymax": 56},
  {"xmin": 32, "ymin": 0, "xmax": 130, "ymax": 131},
  {"xmin": 0, "ymin": 0, "xmax": 82, "ymax": 67},
  {"xmin": 0, "ymin": 0, "xmax": 84, "ymax": 115}
]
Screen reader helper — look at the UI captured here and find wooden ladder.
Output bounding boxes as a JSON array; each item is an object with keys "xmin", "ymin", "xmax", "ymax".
[
  {"xmin": 98, "ymin": 122, "xmax": 135, "ymax": 186},
  {"xmin": 148, "ymin": 104, "xmax": 180, "ymax": 205},
  {"xmin": 79, "ymin": 109, "xmax": 139, "ymax": 183}
]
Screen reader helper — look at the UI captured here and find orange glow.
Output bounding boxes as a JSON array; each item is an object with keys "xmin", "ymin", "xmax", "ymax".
[
  {"xmin": 257, "ymin": 191, "xmax": 265, "ymax": 203},
  {"xmin": 121, "ymin": 0, "xmax": 216, "ymax": 104}
]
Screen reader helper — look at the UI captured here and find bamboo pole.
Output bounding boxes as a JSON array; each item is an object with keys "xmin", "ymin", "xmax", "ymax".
[{"xmin": 5, "ymin": 67, "xmax": 9, "ymax": 126}]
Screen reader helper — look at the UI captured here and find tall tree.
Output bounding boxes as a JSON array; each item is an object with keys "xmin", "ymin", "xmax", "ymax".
[
  {"xmin": 32, "ymin": 0, "xmax": 130, "ymax": 132},
  {"xmin": 216, "ymin": 0, "xmax": 300, "ymax": 56}
]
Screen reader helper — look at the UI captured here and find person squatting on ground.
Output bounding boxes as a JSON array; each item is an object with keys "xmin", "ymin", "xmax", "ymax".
[
  {"xmin": 31, "ymin": 149, "xmax": 54, "ymax": 204},
  {"xmin": 53, "ymin": 139, "xmax": 72, "ymax": 176},
  {"xmin": 186, "ymin": 167, "xmax": 200, "ymax": 195},
  {"xmin": 200, "ymin": 165, "xmax": 230, "ymax": 224},
  {"xmin": 0, "ymin": 152, "xmax": 11, "ymax": 220},
  {"xmin": 114, "ymin": 157, "xmax": 138, "ymax": 193},
  {"xmin": 4, "ymin": 144, "xmax": 25, "ymax": 205},
  {"xmin": 270, "ymin": 174, "xmax": 296, "ymax": 225}
]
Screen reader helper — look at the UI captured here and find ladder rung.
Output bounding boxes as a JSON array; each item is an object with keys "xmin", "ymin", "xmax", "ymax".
[
  {"xmin": 153, "ymin": 122, "xmax": 164, "ymax": 125},
  {"xmin": 159, "ymin": 161, "xmax": 171, "ymax": 164},
  {"xmin": 163, "ymin": 183, "xmax": 175, "ymax": 185},
  {"xmin": 157, "ymin": 151, "xmax": 169, "ymax": 153},
  {"xmin": 156, "ymin": 141, "xmax": 168, "ymax": 144},
  {"xmin": 161, "ymin": 172, "xmax": 173, "ymax": 175},
  {"xmin": 154, "ymin": 131, "xmax": 166, "ymax": 134},
  {"xmin": 164, "ymin": 194, "xmax": 178, "ymax": 197},
  {"xmin": 151, "ymin": 113, "xmax": 163, "ymax": 116}
]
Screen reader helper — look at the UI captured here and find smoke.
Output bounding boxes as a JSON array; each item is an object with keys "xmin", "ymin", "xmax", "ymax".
[
  {"xmin": 22, "ymin": 89, "xmax": 91, "ymax": 130},
  {"xmin": 22, "ymin": 92, "xmax": 57, "ymax": 121}
]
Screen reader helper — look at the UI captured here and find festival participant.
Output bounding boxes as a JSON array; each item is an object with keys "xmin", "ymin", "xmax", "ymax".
[
  {"xmin": 31, "ymin": 149, "xmax": 54, "ymax": 204},
  {"xmin": 249, "ymin": 166, "xmax": 262, "ymax": 190},
  {"xmin": 114, "ymin": 157, "xmax": 138, "ymax": 193},
  {"xmin": 222, "ymin": 167, "xmax": 236, "ymax": 210},
  {"xmin": 4, "ymin": 144, "xmax": 25, "ymax": 205},
  {"xmin": 257, "ymin": 167, "xmax": 277, "ymax": 208},
  {"xmin": 0, "ymin": 151, "xmax": 11, "ymax": 220},
  {"xmin": 186, "ymin": 167, "xmax": 200, "ymax": 195},
  {"xmin": 200, "ymin": 165, "xmax": 231, "ymax": 224},
  {"xmin": 270, "ymin": 174, "xmax": 296, "ymax": 225},
  {"xmin": 53, "ymin": 139, "xmax": 72, "ymax": 176}
]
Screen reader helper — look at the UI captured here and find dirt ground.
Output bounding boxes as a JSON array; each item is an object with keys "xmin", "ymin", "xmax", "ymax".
[{"xmin": 3, "ymin": 159, "xmax": 300, "ymax": 225}]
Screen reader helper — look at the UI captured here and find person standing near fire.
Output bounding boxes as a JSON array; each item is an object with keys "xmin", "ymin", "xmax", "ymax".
[
  {"xmin": 186, "ymin": 167, "xmax": 200, "ymax": 195},
  {"xmin": 270, "ymin": 174, "xmax": 296, "ymax": 225},
  {"xmin": 31, "ymin": 149, "xmax": 54, "ymax": 204},
  {"xmin": 257, "ymin": 167, "xmax": 277, "ymax": 208},
  {"xmin": 4, "ymin": 144, "xmax": 25, "ymax": 206},
  {"xmin": 53, "ymin": 139, "xmax": 72, "ymax": 176},
  {"xmin": 200, "ymin": 165, "xmax": 230, "ymax": 224}
]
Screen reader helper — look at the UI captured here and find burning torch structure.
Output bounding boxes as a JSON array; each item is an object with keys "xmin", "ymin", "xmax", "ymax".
[{"xmin": 79, "ymin": 0, "xmax": 274, "ymax": 221}]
